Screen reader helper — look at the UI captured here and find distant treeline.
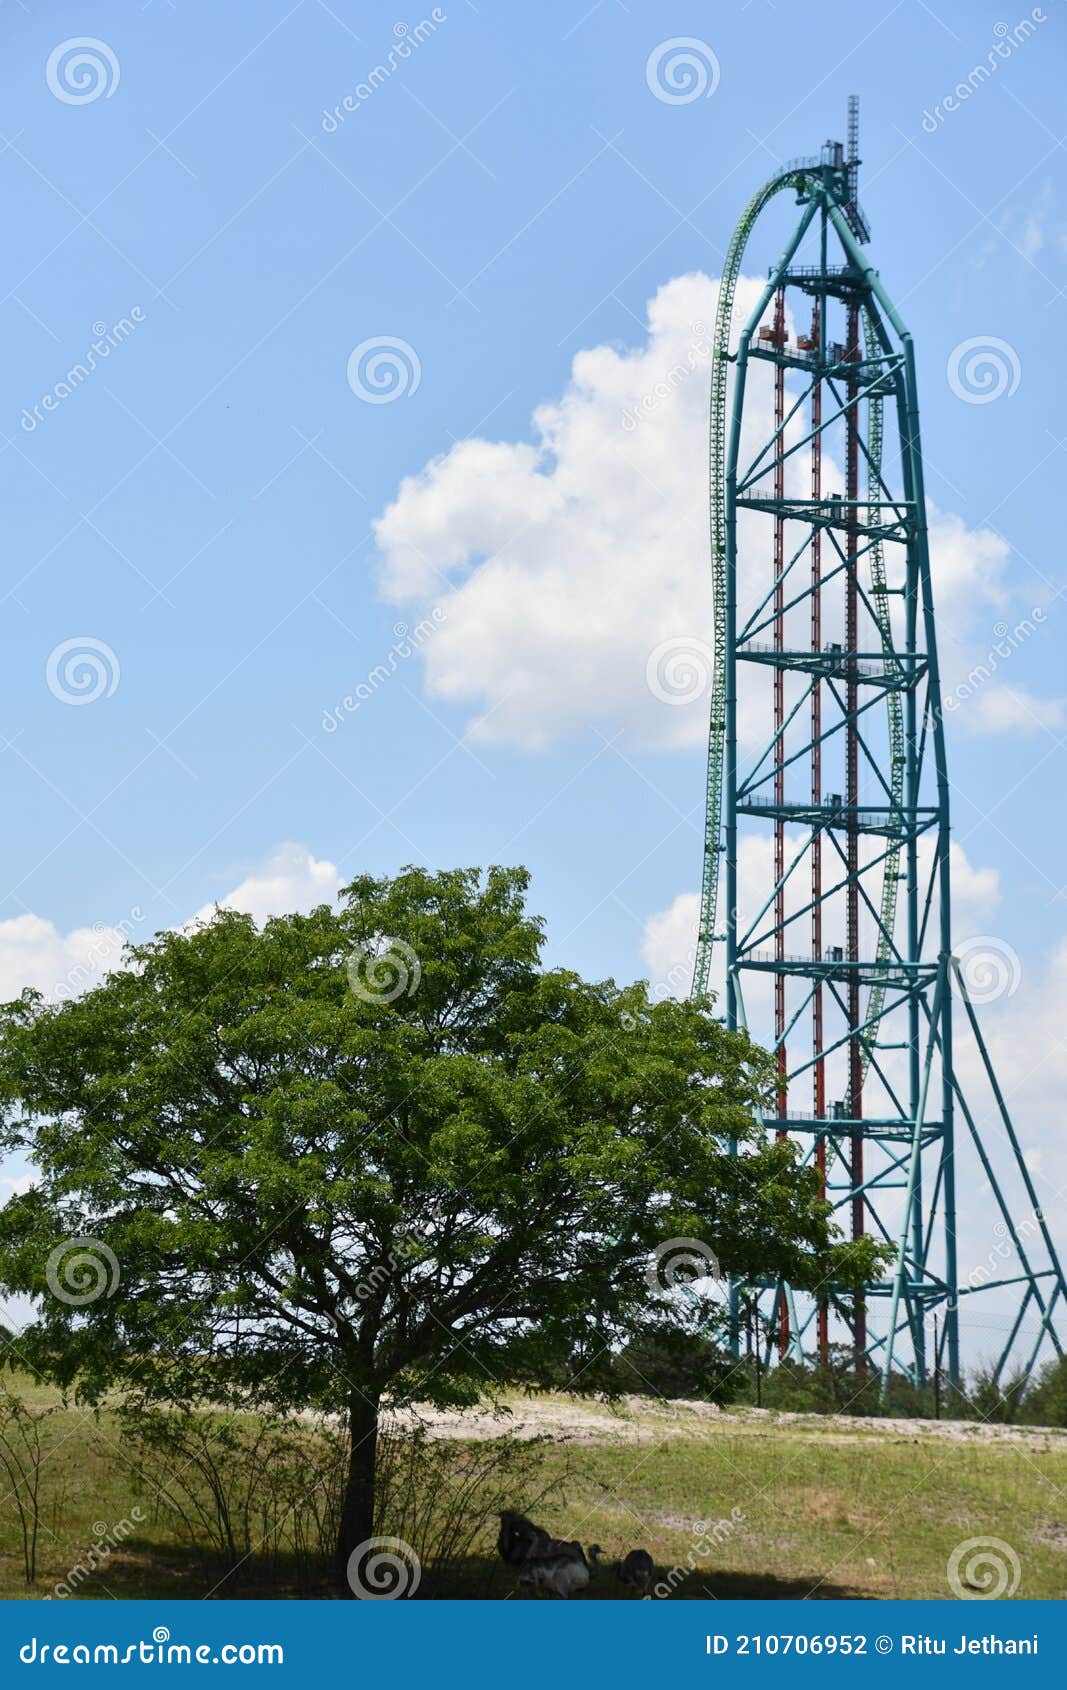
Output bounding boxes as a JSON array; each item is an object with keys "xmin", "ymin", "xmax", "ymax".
[{"xmin": 543, "ymin": 1330, "xmax": 1067, "ymax": 1427}]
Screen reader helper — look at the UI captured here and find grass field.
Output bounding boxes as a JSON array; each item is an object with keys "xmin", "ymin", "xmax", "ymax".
[{"xmin": 1, "ymin": 1383, "xmax": 1064, "ymax": 1600}]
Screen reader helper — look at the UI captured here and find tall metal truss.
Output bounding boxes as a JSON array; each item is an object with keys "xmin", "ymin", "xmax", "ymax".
[{"xmin": 692, "ymin": 100, "xmax": 1067, "ymax": 1398}]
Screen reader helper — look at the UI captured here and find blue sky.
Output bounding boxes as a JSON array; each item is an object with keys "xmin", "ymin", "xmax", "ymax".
[{"xmin": 2, "ymin": 1, "xmax": 1066, "ymax": 1357}]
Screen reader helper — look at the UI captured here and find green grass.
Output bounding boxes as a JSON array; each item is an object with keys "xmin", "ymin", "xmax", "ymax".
[
  {"xmin": 519, "ymin": 1411, "xmax": 1067, "ymax": 1599},
  {"xmin": 2, "ymin": 1382, "xmax": 1065, "ymax": 1600}
]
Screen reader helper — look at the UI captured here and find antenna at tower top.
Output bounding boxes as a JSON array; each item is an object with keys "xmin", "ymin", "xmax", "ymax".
[{"xmin": 843, "ymin": 93, "xmax": 870, "ymax": 243}]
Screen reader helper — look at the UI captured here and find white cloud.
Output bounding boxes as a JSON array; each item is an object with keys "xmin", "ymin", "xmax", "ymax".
[
  {"xmin": 961, "ymin": 685, "xmax": 1067, "ymax": 735},
  {"xmin": 925, "ymin": 507, "xmax": 1009, "ymax": 625},
  {"xmin": 939, "ymin": 838, "xmax": 1002, "ymax": 934},
  {"xmin": 642, "ymin": 889, "xmax": 702, "ymax": 1001},
  {"xmin": 373, "ymin": 270, "xmax": 1058, "ymax": 750},
  {"xmin": 0, "ymin": 912, "xmax": 138, "ymax": 1004},
  {"xmin": 190, "ymin": 841, "xmax": 340, "ymax": 928},
  {"xmin": 374, "ymin": 273, "xmax": 789, "ymax": 751},
  {"xmin": 0, "ymin": 843, "xmax": 341, "ymax": 1009},
  {"xmin": 643, "ymin": 838, "xmax": 1001, "ymax": 1010},
  {"xmin": 942, "ymin": 932, "xmax": 1067, "ymax": 1312}
]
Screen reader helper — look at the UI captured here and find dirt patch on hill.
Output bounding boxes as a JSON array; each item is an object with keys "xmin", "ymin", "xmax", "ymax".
[{"xmin": 396, "ymin": 1393, "xmax": 1067, "ymax": 1450}]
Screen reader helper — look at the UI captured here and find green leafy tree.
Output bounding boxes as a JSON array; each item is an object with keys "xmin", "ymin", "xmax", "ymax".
[
  {"xmin": 611, "ymin": 1326, "xmax": 738, "ymax": 1402},
  {"xmin": 0, "ymin": 866, "xmax": 881, "ymax": 1590},
  {"xmin": 1019, "ymin": 1353, "xmax": 1067, "ymax": 1426}
]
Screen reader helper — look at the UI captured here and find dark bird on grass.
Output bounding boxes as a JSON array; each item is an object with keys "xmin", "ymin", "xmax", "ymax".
[
  {"xmin": 617, "ymin": 1548, "xmax": 654, "ymax": 1596},
  {"xmin": 497, "ymin": 1510, "xmax": 553, "ymax": 1568},
  {"xmin": 518, "ymin": 1542, "xmax": 603, "ymax": 1599}
]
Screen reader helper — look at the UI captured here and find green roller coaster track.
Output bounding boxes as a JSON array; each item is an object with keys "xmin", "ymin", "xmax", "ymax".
[
  {"xmin": 691, "ymin": 165, "xmax": 904, "ymax": 1109},
  {"xmin": 692, "ymin": 164, "xmax": 811, "ymax": 999}
]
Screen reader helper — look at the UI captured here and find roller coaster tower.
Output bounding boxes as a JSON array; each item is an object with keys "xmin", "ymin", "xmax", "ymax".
[{"xmin": 692, "ymin": 100, "xmax": 1067, "ymax": 1401}]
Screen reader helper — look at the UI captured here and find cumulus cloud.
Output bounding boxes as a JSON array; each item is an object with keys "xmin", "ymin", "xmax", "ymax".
[
  {"xmin": 190, "ymin": 841, "xmax": 341, "ymax": 928},
  {"xmin": 643, "ymin": 838, "xmax": 1001, "ymax": 1007},
  {"xmin": 374, "ymin": 273, "xmax": 788, "ymax": 751},
  {"xmin": 959, "ymin": 685, "xmax": 1067, "ymax": 735},
  {"xmin": 373, "ymin": 270, "xmax": 1059, "ymax": 749},
  {"xmin": 952, "ymin": 932, "xmax": 1067, "ymax": 1198},
  {"xmin": 0, "ymin": 911, "xmax": 140, "ymax": 1005},
  {"xmin": 0, "ymin": 843, "xmax": 341, "ymax": 1010}
]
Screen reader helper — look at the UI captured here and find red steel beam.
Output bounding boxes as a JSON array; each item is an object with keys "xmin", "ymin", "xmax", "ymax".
[
  {"xmin": 810, "ymin": 299, "xmax": 829, "ymax": 1368},
  {"xmin": 845, "ymin": 300, "xmax": 867, "ymax": 1370},
  {"xmin": 773, "ymin": 287, "xmax": 789, "ymax": 1360}
]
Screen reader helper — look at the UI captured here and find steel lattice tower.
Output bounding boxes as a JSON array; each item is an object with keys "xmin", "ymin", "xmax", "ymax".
[{"xmin": 692, "ymin": 101, "xmax": 1067, "ymax": 1399}]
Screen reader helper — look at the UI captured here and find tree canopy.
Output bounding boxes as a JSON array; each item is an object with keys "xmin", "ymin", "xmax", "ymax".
[{"xmin": 0, "ymin": 864, "xmax": 882, "ymax": 1584}]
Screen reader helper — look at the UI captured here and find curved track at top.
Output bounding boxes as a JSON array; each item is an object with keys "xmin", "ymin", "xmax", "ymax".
[{"xmin": 691, "ymin": 170, "xmax": 902, "ymax": 1095}]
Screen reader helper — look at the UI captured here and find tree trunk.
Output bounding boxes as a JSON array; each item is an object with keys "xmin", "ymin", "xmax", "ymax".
[{"xmin": 334, "ymin": 1390, "xmax": 381, "ymax": 1597}]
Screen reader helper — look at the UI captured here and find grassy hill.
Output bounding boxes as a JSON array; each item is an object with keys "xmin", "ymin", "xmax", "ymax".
[{"xmin": 1, "ymin": 1382, "xmax": 1064, "ymax": 1600}]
